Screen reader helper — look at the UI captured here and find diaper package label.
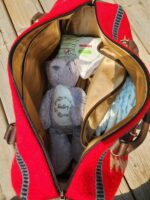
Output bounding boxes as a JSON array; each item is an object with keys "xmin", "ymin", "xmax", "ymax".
[{"xmin": 57, "ymin": 35, "xmax": 104, "ymax": 79}]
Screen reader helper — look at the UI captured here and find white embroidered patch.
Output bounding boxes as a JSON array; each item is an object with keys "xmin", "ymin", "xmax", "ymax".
[
  {"xmin": 75, "ymin": 37, "xmax": 103, "ymax": 79},
  {"xmin": 52, "ymin": 85, "xmax": 74, "ymax": 126}
]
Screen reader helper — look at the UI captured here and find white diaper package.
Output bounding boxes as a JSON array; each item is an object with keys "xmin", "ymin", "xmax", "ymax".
[{"xmin": 57, "ymin": 35, "xmax": 104, "ymax": 79}]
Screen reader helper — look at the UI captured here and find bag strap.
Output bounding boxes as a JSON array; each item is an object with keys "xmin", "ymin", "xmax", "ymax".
[
  {"xmin": 121, "ymin": 37, "xmax": 139, "ymax": 55},
  {"xmin": 127, "ymin": 109, "xmax": 150, "ymax": 153},
  {"xmin": 31, "ymin": 12, "xmax": 45, "ymax": 24},
  {"xmin": 4, "ymin": 123, "xmax": 16, "ymax": 145}
]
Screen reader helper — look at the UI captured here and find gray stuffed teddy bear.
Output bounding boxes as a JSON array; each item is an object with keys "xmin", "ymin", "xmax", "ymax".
[{"xmin": 39, "ymin": 58, "xmax": 86, "ymax": 175}]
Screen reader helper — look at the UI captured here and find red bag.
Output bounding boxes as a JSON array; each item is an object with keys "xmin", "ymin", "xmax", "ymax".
[{"xmin": 7, "ymin": 0, "xmax": 150, "ymax": 199}]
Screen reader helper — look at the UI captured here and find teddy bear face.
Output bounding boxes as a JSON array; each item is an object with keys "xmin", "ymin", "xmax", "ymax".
[{"xmin": 46, "ymin": 58, "xmax": 80, "ymax": 87}]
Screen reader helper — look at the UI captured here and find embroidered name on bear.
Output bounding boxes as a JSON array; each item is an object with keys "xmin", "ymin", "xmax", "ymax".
[{"xmin": 52, "ymin": 85, "xmax": 74, "ymax": 126}]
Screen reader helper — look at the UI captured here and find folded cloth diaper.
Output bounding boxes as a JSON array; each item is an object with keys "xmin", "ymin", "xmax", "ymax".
[
  {"xmin": 96, "ymin": 77, "xmax": 136, "ymax": 136},
  {"xmin": 57, "ymin": 35, "xmax": 104, "ymax": 79}
]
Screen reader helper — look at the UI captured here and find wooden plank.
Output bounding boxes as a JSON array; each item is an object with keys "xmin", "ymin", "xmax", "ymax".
[
  {"xmin": 0, "ymin": 100, "xmax": 15, "ymax": 199},
  {"xmin": 123, "ymin": 131, "xmax": 150, "ymax": 200},
  {"xmin": 39, "ymin": 0, "xmax": 56, "ymax": 13},
  {"xmin": 0, "ymin": 0, "xmax": 16, "ymax": 49},
  {"xmin": 132, "ymin": 30, "xmax": 150, "ymax": 70},
  {"xmin": 115, "ymin": 177, "xmax": 134, "ymax": 200},
  {"xmin": 0, "ymin": 34, "xmax": 15, "ymax": 125},
  {"xmin": 0, "ymin": 0, "xmax": 16, "ymax": 124},
  {"xmin": 0, "ymin": 184, "xmax": 6, "ymax": 200},
  {"xmin": 3, "ymin": 0, "xmax": 43, "ymax": 35}
]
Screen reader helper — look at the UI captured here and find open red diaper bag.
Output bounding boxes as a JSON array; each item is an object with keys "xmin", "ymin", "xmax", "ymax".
[{"xmin": 6, "ymin": 0, "xmax": 150, "ymax": 199}]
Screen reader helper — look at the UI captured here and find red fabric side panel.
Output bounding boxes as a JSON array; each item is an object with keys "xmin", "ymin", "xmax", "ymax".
[
  {"xmin": 96, "ymin": 2, "xmax": 119, "ymax": 40},
  {"xmin": 8, "ymin": 69, "xmax": 59, "ymax": 199},
  {"xmin": 66, "ymin": 143, "xmax": 126, "ymax": 200},
  {"xmin": 50, "ymin": 0, "xmax": 90, "ymax": 17},
  {"xmin": 95, "ymin": 2, "xmax": 132, "ymax": 42},
  {"xmin": 66, "ymin": 143, "xmax": 106, "ymax": 200},
  {"xmin": 117, "ymin": 10, "xmax": 132, "ymax": 41}
]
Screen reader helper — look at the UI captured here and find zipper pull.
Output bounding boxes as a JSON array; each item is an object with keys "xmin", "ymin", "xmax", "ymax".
[
  {"xmin": 92, "ymin": 0, "xmax": 96, "ymax": 4},
  {"xmin": 60, "ymin": 190, "xmax": 66, "ymax": 200}
]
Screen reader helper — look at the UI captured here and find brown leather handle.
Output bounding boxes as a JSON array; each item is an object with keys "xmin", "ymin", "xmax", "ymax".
[
  {"xmin": 111, "ymin": 109, "xmax": 150, "ymax": 156},
  {"xmin": 31, "ymin": 12, "xmax": 45, "ymax": 24},
  {"xmin": 121, "ymin": 38, "xmax": 139, "ymax": 55},
  {"xmin": 4, "ymin": 123, "xmax": 16, "ymax": 145},
  {"xmin": 126, "ymin": 121, "xmax": 149, "ymax": 153},
  {"xmin": 126, "ymin": 109, "xmax": 150, "ymax": 153}
]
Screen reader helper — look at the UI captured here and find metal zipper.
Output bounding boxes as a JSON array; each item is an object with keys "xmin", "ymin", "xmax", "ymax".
[
  {"xmin": 92, "ymin": 0, "xmax": 96, "ymax": 4},
  {"xmin": 60, "ymin": 190, "xmax": 66, "ymax": 200}
]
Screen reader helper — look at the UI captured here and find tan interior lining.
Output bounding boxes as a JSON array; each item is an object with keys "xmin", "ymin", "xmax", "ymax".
[
  {"xmin": 23, "ymin": 21, "xmax": 61, "ymax": 110},
  {"xmin": 66, "ymin": 6, "xmax": 101, "ymax": 37},
  {"xmin": 12, "ymin": 24, "xmax": 49, "ymax": 94}
]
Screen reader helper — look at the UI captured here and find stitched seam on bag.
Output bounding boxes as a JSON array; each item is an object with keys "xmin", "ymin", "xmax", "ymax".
[
  {"xmin": 16, "ymin": 149, "xmax": 29, "ymax": 200},
  {"xmin": 96, "ymin": 151, "xmax": 107, "ymax": 200},
  {"xmin": 112, "ymin": 5, "xmax": 124, "ymax": 40}
]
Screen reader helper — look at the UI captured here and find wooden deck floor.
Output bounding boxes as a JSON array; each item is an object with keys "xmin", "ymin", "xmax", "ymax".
[{"xmin": 0, "ymin": 0, "xmax": 150, "ymax": 199}]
